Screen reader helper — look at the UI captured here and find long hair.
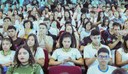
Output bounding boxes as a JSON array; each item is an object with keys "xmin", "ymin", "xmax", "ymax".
[
  {"xmin": 123, "ymin": 34, "xmax": 128, "ymax": 53},
  {"xmin": 59, "ymin": 32, "xmax": 74, "ymax": 48},
  {"xmin": 64, "ymin": 22, "xmax": 77, "ymax": 48},
  {"xmin": 14, "ymin": 45, "xmax": 35, "ymax": 67},
  {"xmin": 101, "ymin": 16, "xmax": 109, "ymax": 27},
  {"xmin": 0, "ymin": 37, "xmax": 15, "ymax": 51},
  {"xmin": 26, "ymin": 34, "xmax": 39, "ymax": 56}
]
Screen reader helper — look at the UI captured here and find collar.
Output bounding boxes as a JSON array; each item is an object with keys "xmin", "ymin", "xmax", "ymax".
[
  {"xmin": 1, "ymin": 50, "xmax": 11, "ymax": 56},
  {"xmin": 91, "ymin": 43, "xmax": 102, "ymax": 49},
  {"xmin": 98, "ymin": 65, "xmax": 109, "ymax": 72},
  {"xmin": 62, "ymin": 48, "xmax": 71, "ymax": 52}
]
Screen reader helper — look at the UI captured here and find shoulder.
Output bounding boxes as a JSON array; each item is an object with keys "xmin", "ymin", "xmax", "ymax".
[
  {"xmin": 108, "ymin": 65, "xmax": 117, "ymax": 70},
  {"xmin": 84, "ymin": 44, "xmax": 92, "ymax": 49}
]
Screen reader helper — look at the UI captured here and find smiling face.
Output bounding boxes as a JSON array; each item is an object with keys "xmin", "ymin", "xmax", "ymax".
[{"xmin": 18, "ymin": 48, "xmax": 29, "ymax": 64}]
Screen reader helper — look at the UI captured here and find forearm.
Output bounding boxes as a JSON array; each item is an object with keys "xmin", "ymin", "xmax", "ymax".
[
  {"xmin": 72, "ymin": 58, "xmax": 84, "ymax": 65},
  {"xmin": 49, "ymin": 60, "xmax": 62, "ymax": 66},
  {"xmin": 36, "ymin": 59, "xmax": 44, "ymax": 67},
  {"xmin": 85, "ymin": 57, "xmax": 97, "ymax": 66},
  {"xmin": 108, "ymin": 40, "xmax": 120, "ymax": 49},
  {"xmin": 116, "ymin": 61, "xmax": 128, "ymax": 67}
]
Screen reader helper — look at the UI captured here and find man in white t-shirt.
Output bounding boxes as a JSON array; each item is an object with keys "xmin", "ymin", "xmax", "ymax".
[
  {"xmin": 83, "ymin": 29, "xmax": 112, "ymax": 68},
  {"xmin": 87, "ymin": 47, "xmax": 116, "ymax": 74}
]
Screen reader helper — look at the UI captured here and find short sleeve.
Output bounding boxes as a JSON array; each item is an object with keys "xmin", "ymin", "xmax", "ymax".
[
  {"xmin": 34, "ymin": 64, "xmax": 44, "ymax": 74},
  {"xmin": 6, "ymin": 66, "xmax": 13, "ymax": 74},
  {"xmin": 83, "ymin": 46, "xmax": 91, "ymax": 59},
  {"xmin": 35, "ymin": 47, "xmax": 45, "ymax": 60},
  {"xmin": 74, "ymin": 49, "xmax": 82, "ymax": 59},
  {"xmin": 51, "ymin": 49, "xmax": 59, "ymax": 60},
  {"xmin": 117, "ymin": 48, "xmax": 123, "ymax": 55}
]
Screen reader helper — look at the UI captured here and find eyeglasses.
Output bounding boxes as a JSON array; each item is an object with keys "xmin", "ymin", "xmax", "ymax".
[{"xmin": 98, "ymin": 55, "xmax": 109, "ymax": 59}]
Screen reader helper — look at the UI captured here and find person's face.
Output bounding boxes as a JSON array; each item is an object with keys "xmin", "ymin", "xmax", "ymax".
[
  {"xmin": 65, "ymin": 11, "xmax": 69, "ymax": 18},
  {"xmin": 124, "ymin": 21, "xmax": 128, "ymax": 29},
  {"xmin": 113, "ymin": 26, "xmax": 120, "ymax": 35},
  {"xmin": 25, "ymin": 22, "xmax": 31, "ymax": 29},
  {"xmin": 100, "ymin": 12, "xmax": 104, "ymax": 17},
  {"xmin": 126, "ymin": 40, "xmax": 128, "ymax": 49},
  {"xmin": 27, "ymin": 36, "xmax": 35, "ymax": 47},
  {"xmin": 7, "ymin": 29, "xmax": 16, "ymax": 38},
  {"xmin": 4, "ymin": 19, "xmax": 11, "ymax": 24},
  {"xmin": 86, "ymin": 23, "xmax": 91, "ymax": 30},
  {"xmin": 0, "ymin": 12, "xmax": 3, "ymax": 17},
  {"xmin": 18, "ymin": 48, "xmax": 29, "ymax": 64},
  {"xmin": 39, "ymin": 25, "xmax": 47, "ymax": 35},
  {"xmin": 114, "ymin": 12, "xmax": 119, "ymax": 18},
  {"xmin": 2, "ymin": 40, "xmax": 12, "ymax": 51},
  {"xmin": 62, "ymin": 37, "xmax": 71, "ymax": 49},
  {"xmin": 91, "ymin": 35, "xmax": 101, "ymax": 46},
  {"xmin": 98, "ymin": 52, "xmax": 110, "ymax": 66},
  {"xmin": 66, "ymin": 25, "xmax": 72, "ymax": 34},
  {"xmin": 105, "ymin": 20, "xmax": 109, "ymax": 26}
]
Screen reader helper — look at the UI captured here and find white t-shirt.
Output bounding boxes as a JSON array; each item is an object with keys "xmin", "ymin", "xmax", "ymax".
[
  {"xmin": 117, "ymin": 48, "xmax": 128, "ymax": 69},
  {"xmin": 0, "ymin": 50, "xmax": 15, "ymax": 64},
  {"xmin": 83, "ymin": 43, "xmax": 111, "ymax": 67},
  {"xmin": 34, "ymin": 47, "xmax": 45, "ymax": 60},
  {"xmin": 87, "ymin": 65, "xmax": 116, "ymax": 74},
  {"xmin": 51, "ymin": 48, "xmax": 82, "ymax": 66}
]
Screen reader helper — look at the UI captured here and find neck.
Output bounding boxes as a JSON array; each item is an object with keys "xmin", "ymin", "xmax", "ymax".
[
  {"xmin": 99, "ymin": 64, "xmax": 108, "ymax": 71},
  {"xmin": 12, "ymin": 36, "xmax": 17, "ymax": 41},
  {"xmin": 63, "ymin": 47, "xmax": 70, "ymax": 52},
  {"xmin": 92, "ymin": 42, "xmax": 100, "ymax": 47},
  {"xmin": 21, "ymin": 62, "xmax": 29, "ymax": 66},
  {"xmin": 3, "ymin": 50, "xmax": 10, "ymax": 56}
]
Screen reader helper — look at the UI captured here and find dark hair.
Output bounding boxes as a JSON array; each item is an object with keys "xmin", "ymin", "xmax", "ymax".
[
  {"xmin": 97, "ymin": 11, "xmax": 104, "ymax": 22},
  {"xmin": 39, "ymin": 23, "xmax": 47, "ymax": 29},
  {"xmin": 0, "ymin": 9, "xmax": 3, "ymax": 13},
  {"xmin": 7, "ymin": 25, "xmax": 16, "ymax": 31},
  {"xmin": 91, "ymin": 29, "xmax": 100, "ymax": 36},
  {"xmin": 112, "ymin": 68, "xmax": 128, "ymax": 74},
  {"xmin": 23, "ymin": 20, "xmax": 33, "ymax": 29},
  {"xmin": 101, "ymin": 17, "xmax": 109, "ymax": 27},
  {"xmin": 83, "ymin": 20, "xmax": 93, "ymax": 30},
  {"xmin": 26, "ymin": 34, "xmax": 39, "ymax": 56},
  {"xmin": 14, "ymin": 45, "xmax": 35, "ymax": 67},
  {"xmin": 0, "ymin": 37, "xmax": 15, "ymax": 50},
  {"xmin": 59, "ymin": 32, "xmax": 74, "ymax": 48},
  {"xmin": 28, "ymin": 15, "xmax": 37, "ymax": 21},
  {"xmin": 113, "ymin": 22, "xmax": 122, "ymax": 29},
  {"xmin": 3, "ymin": 17, "xmax": 11, "ymax": 21},
  {"xmin": 98, "ymin": 47, "xmax": 109, "ymax": 55},
  {"xmin": 64, "ymin": 9, "xmax": 71, "ymax": 21},
  {"xmin": 18, "ymin": 14, "xmax": 24, "ymax": 20},
  {"xmin": 123, "ymin": 34, "xmax": 128, "ymax": 53},
  {"xmin": 64, "ymin": 23, "xmax": 77, "ymax": 48}
]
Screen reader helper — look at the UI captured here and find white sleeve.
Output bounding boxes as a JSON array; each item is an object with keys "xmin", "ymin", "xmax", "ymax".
[
  {"xmin": 35, "ymin": 47, "xmax": 45, "ymax": 60},
  {"xmin": 83, "ymin": 46, "xmax": 91, "ymax": 59}
]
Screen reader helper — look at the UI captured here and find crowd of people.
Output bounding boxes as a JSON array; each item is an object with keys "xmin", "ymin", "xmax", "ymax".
[{"xmin": 0, "ymin": 0, "xmax": 128, "ymax": 74}]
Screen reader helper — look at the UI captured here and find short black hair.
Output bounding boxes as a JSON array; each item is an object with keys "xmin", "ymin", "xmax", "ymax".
[
  {"xmin": 3, "ymin": 17, "xmax": 11, "ymax": 21},
  {"xmin": 112, "ymin": 68, "xmax": 128, "ymax": 74},
  {"xmin": 98, "ymin": 47, "xmax": 109, "ymax": 55},
  {"xmin": 113, "ymin": 22, "xmax": 121, "ymax": 29},
  {"xmin": 91, "ymin": 29, "xmax": 100, "ymax": 36},
  {"xmin": 7, "ymin": 25, "xmax": 16, "ymax": 31}
]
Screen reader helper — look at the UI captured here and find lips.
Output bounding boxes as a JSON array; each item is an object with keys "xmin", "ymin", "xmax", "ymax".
[{"xmin": 20, "ymin": 58, "xmax": 25, "ymax": 60}]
